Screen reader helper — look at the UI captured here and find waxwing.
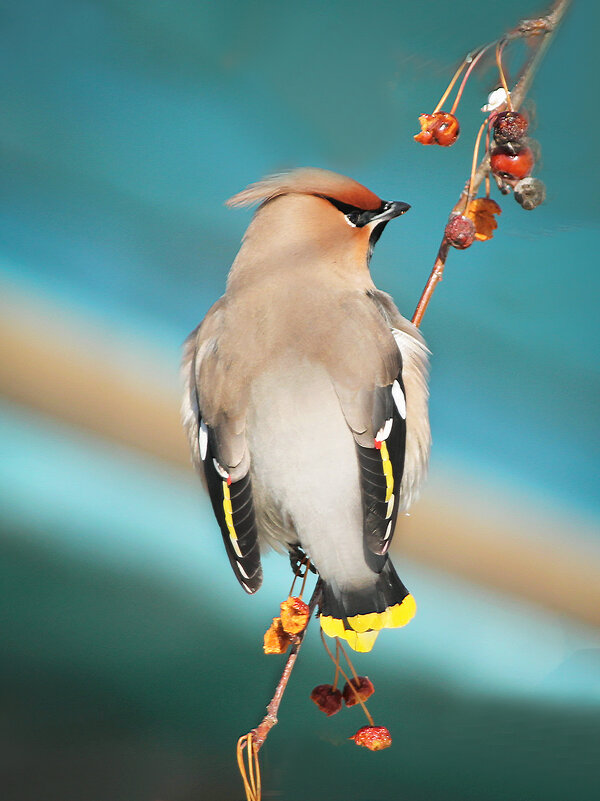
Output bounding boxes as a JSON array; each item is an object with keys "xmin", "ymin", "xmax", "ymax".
[{"xmin": 182, "ymin": 168, "xmax": 431, "ymax": 652}]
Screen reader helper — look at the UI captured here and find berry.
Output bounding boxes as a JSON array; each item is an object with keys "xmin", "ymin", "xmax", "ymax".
[
  {"xmin": 342, "ymin": 676, "xmax": 375, "ymax": 707},
  {"xmin": 280, "ymin": 596, "xmax": 310, "ymax": 635},
  {"xmin": 490, "ymin": 144, "xmax": 534, "ymax": 180},
  {"xmin": 310, "ymin": 684, "xmax": 343, "ymax": 716},
  {"xmin": 414, "ymin": 112, "xmax": 460, "ymax": 147},
  {"xmin": 445, "ymin": 213, "xmax": 476, "ymax": 249},
  {"xmin": 493, "ymin": 111, "xmax": 528, "ymax": 145},
  {"xmin": 351, "ymin": 725, "xmax": 392, "ymax": 751},
  {"xmin": 514, "ymin": 177, "xmax": 546, "ymax": 210},
  {"xmin": 263, "ymin": 617, "xmax": 292, "ymax": 655}
]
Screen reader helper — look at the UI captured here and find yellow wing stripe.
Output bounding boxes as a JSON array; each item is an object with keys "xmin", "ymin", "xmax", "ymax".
[
  {"xmin": 379, "ymin": 440, "xmax": 394, "ymax": 502},
  {"xmin": 320, "ymin": 594, "xmax": 416, "ymax": 653},
  {"xmin": 222, "ymin": 480, "xmax": 242, "ymax": 557}
]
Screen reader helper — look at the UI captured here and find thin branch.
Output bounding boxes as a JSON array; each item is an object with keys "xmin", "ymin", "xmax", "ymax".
[
  {"xmin": 412, "ymin": 242, "xmax": 450, "ymax": 328},
  {"xmin": 249, "ymin": 580, "xmax": 322, "ymax": 752},
  {"xmin": 412, "ymin": 0, "xmax": 571, "ymax": 328}
]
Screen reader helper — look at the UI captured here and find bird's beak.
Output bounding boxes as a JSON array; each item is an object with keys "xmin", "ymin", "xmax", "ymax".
[{"xmin": 368, "ymin": 201, "xmax": 411, "ymax": 225}]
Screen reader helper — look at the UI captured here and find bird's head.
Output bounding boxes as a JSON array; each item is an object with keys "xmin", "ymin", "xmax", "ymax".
[{"xmin": 226, "ymin": 168, "xmax": 410, "ymax": 283}]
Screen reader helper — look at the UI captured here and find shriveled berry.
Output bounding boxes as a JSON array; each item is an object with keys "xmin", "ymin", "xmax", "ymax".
[
  {"xmin": 490, "ymin": 145, "xmax": 534, "ymax": 180},
  {"xmin": 414, "ymin": 112, "xmax": 460, "ymax": 147},
  {"xmin": 493, "ymin": 111, "xmax": 528, "ymax": 145},
  {"xmin": 310, "ymin": 684, "xmax": 343, "ymax": 716},
  {"xmin": 263, "ymin": 617, "xmax": 292, "ymax": 655},
  {"xmin": 514, "ymin": 177, "xmax": 546, "ymax": 210},
  {"xmin": 351, "ymin": 725, "xmax": 392, "ymax": 751},
  {"xmin": 280, "ymin": 596, "xmax": 310, "ymax": 635},
  {"xmin": 445, "ymin": 213, "xmax": 476, "ymax": 249},
  {"xmin": 342, "ymin": 676, "xmax": 375, "ymax": 707}
]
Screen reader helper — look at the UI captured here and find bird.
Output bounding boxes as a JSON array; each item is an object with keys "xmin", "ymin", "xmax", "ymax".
[{"xmin": 181, "ymin": 168, "xmax": 431, "ymax": 652}]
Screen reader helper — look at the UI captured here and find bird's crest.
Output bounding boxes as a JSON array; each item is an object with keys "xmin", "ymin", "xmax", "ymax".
[{"xmin": 227, "ymin": 168, "xmax": 382, "ymax": 212}]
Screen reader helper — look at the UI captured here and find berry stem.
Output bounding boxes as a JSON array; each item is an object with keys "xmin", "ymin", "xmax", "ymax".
[
  {"xmin": 449, "ymin": 44, "xmax": 491, "ymax": 116},
  {"xmin": 484, "ymin": 119, "xmax": 493, "ymax": 198},
  {"xmin": 466, "ymin": 121, "xmax": 488, "ymax": 206},
  {"xmin": 237, "ymin": 733, "xmax": 261, "ymax": 801},
  {"xmin": 288, "ymin": 555, "xmax": 311, "ymax": 597},
  {"xmin": 496, "ymin": 40, "xmax": 513, "ymax": 111},
  {"xmin": 299, "ymin": 559, "xmax": 311, "ymax": 598},
  {"xmin": 432, "ymin": 56, "xmax": 469, "ymax": 114},
  {"xmin": 320, "ymin": 631, "xmax": 375, "ymax": 726},
  {"xmin": 336, "ymin": 639, "xmax": 360, "ymax": 683},
  {"xmin": 332, "ymin": 639, "xmax": 341, "ymax": 691}
]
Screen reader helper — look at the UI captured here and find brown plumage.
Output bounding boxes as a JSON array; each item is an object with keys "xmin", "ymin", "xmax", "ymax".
[{"xmin": 182, "ymin": 168, "xmax": 430, "ymax": 652}]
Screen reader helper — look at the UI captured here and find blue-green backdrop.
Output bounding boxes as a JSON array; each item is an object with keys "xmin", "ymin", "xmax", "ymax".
[{"xmin": 1, "ymin": 2, "xmax": 598, "ymax": 800}]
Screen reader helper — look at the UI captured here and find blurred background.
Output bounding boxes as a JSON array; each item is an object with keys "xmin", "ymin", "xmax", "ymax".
[{"xmin": 1, "ymin": 1, "xmax": 599, "ymax": 799}]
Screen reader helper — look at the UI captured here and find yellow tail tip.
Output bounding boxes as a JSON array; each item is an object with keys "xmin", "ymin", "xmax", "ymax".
[{"xmin": 320, "ymin": 594, "xmax": 417, "ymax": 653}]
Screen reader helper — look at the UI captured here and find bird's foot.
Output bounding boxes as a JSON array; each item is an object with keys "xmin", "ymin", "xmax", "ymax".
[{"xmin": 288, "ymin": 547, "xmax": 317, "ymax": 577}]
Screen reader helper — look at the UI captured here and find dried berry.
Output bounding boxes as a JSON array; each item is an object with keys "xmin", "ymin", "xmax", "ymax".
[
  {"xmin": 263, "ymin": 617, "xmax": 292, "ymax": 655},
  {"xmin": 280, "ymin": 596, "xmax": 310, "ymax": 635},
  {"xmin": 445, "ymin": 213, "xmax": 476, "ymax": 249},
  {"xmin": 310, "ymin": 684, "xmax": 343, "ymax": 716},
  {"xmin": 351, "ymin": 725, "xmax": 392, "ymax": 751},
  {"xmin": 493, "ymin": 111, "xmax": 529, "ymax": 145},
  {"xmin": 342, "ymin": 676, "xmax": 375, "ymax": 707},
  {"xmin": 465, "ymin": 197, "xmax": 502, "ymax": 241},
  {"xmin": 514, "ymin": 177, "xmax": 546, "ymax": 210},
  {"xmin": 490, "ymin": 144, "xmax": 534, "ymax": 180},
  {"xmin": 414, "ymin": 112, "xmax": 460, "ymax": 146}
]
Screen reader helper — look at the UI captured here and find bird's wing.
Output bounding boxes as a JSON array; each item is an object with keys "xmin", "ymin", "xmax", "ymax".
[
  {"xmin": 332, "ymin": 291, "xmax": 430, "ymax": 559},
  {"xmin": 367, "ymin": 290, "xmax": 431, "ymax": 513},
  {"xmin": 354, "ymin": 372, "xmax": 408, "ymax": 557},
  {"xmin": 182, "ymin": 300, "xmax": 262, "ymax": 594}
]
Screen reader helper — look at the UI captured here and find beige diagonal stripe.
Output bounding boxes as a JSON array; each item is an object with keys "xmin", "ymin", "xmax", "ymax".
[{"xmin": 1, "ymin": 280, "xmax": 599, "ymax": 627}]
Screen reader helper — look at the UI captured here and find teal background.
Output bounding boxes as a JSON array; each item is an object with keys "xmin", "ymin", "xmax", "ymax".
[{"xmin": 1, "ymin": 1, "xmax": 599, "ymax": 800}]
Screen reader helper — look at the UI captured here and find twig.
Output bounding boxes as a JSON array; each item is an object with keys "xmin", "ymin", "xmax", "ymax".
[
  {"xmin": 412, "ymin": 0, "xmax": 571, "ymax": 328},
  {"xmin": 237, "ymin": 581, "xmax": 322, "ymax": 800},
  {"xmin": 250, "ymin": 579, "xmax": 322, "ymax": 752}
]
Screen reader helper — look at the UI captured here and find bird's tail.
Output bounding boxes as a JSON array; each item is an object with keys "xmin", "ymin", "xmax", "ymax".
[{"xmin": 319, "ymin": 560, "xmax": 416, "ymax": 653}]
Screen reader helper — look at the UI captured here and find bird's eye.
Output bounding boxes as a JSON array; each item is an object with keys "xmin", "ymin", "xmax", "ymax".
[{"xmin": 345, "ymin": 211, "xmax": 360, "ymax": 227}]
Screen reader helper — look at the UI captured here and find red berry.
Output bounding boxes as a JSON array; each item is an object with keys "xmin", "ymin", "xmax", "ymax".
[
  {"xmin": 310, "ymin": 684, "xmax": 343, "ymax": 716},
  {"xmin": 490, "ymin": 145, "xmax": 534, "ymax": 180},
  {"xmin": 342, "ymin": 676, "xmax": 375, "ymax": 707},
  {"xmin": 444, "ymin": 213, "xmax": 476, "ymax": 249},
  {"xmin": 351, "ymin": 725, "xmax": 392, "ymax": 751},
  {"xmin": 493, "ymin": 111, "xmax": 528, "ymax": 145},
  {"xmin": 414, "ymin": 112, "xmax": 460, "ymax": 147},
  {"xmin": 432, "ymin": 112, "xmax": 460, "ymax": 146}
]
